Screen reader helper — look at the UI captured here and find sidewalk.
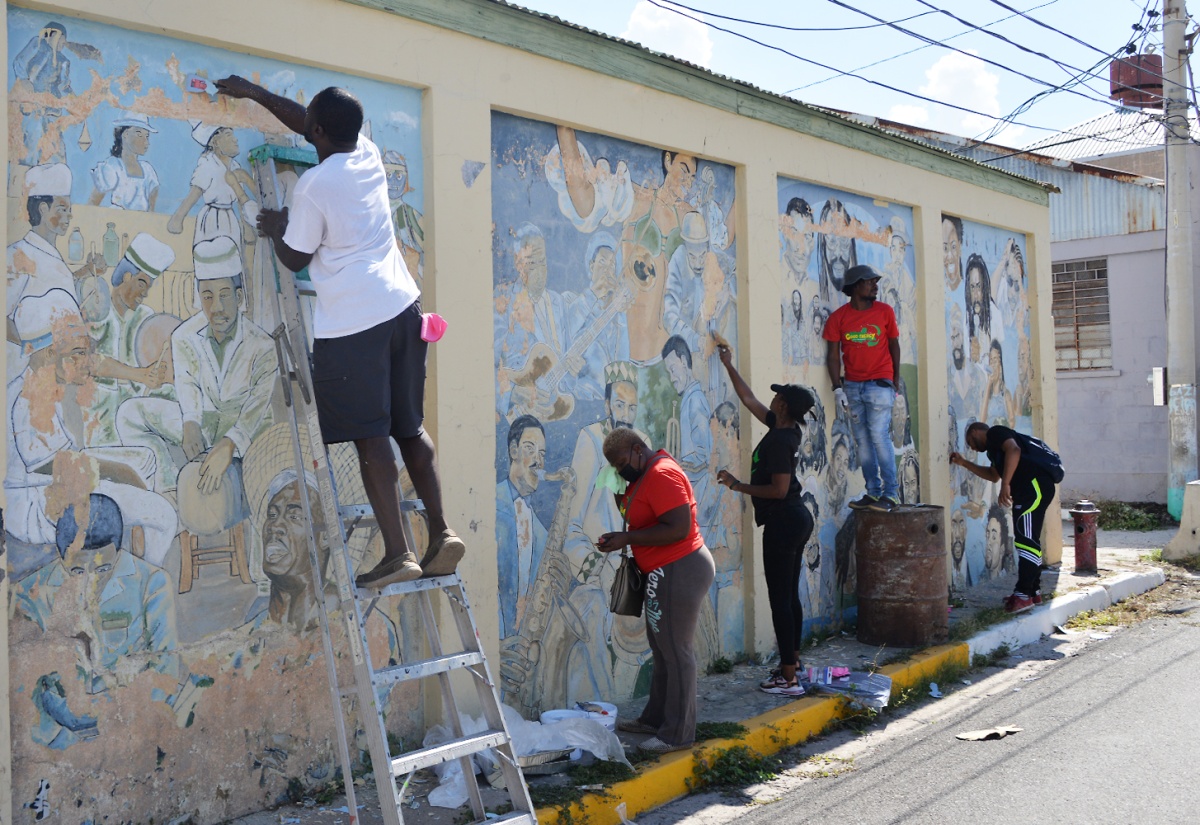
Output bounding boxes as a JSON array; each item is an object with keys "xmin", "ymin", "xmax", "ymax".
[{"xmin": 232, "ymin": 525, "xmax": 1176, "ymax": 825}]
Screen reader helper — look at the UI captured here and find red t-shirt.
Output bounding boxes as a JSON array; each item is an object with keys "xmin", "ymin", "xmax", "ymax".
[
  {"xmin": 618, "ymin": 451, "xmax": 704, "ymax": 573},
  {"xmin": 822, "ymin": 301, "xmax": 899, "ymax": 381}
]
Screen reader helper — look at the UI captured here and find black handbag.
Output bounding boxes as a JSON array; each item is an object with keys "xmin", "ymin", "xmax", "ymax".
[
  {"xmin": 607, "ymin": 454, "xmax": 662, "ymax": 618},
  {"xmin": 609, "ymin": 550, "xmax": 644, "ymax": 617}
]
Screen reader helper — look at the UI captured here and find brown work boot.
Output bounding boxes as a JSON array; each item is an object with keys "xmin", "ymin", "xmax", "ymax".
[
  {"xmin": 420, "ymin": 529, "xmax": 466, "ymax": 577},
  {"xmin": 355, "ymin": 552, "xmax": 422, "ymax": 589}
]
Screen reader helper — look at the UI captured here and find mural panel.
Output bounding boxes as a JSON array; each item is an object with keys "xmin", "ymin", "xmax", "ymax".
[
  {"xmin": 942, "ymin": 214, "xmax": 1032, "ymax": 591},
  {"xmin": 6, "ymin": 9, "xmax": 424, "ymax": 820},
  {"xmin": 492, "ymin": 112, "xmax": 740, "ymax": 716},
  {"xmin": 777, "ymin": 177, "xmax": 919, "ymax": 637}
]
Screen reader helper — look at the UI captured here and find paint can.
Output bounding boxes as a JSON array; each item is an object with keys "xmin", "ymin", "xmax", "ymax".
[
  {"xmin": 577, "ymin": 700, "xmax": 618, "ymax": 731},
  {"xmin": 539, "ymin": 708, "xmax": 588, "ymax": 760}
]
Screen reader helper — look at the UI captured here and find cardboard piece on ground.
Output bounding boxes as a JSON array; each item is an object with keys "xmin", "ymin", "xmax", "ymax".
[{"xmin": 956, "ymin": 726, "xmax": 1023, "ymax": 741}]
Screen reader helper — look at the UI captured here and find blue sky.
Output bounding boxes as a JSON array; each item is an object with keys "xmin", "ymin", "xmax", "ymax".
[{"xmin": 512, "ymin": 0, "xmax": 1175, "ymax": 148}]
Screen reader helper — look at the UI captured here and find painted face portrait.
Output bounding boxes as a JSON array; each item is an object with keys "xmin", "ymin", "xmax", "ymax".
[
  {"xmin": 589, "ymin": 246, "xmax": 617, "ymax": 295},
  {"xmin": 986, "ymin": 515, "xmax": 1006, "ymax": 575},
  {"xmin": 262, "ymin": 482, "xmax": 324, "ymax": 579},
  {"xmin": 951, "ymin": 510, "xmax": 966, "ymax": 565},
  {"xmin": 41, "ymin": 196, "xmax": 72, "ymax": 236},
  {"xmin": 198, "ymin": 278, "xmax": 241, "ymax": 340},
  {"xmin": 664, "ymin": 351, "xmax": 690, "ymax": 395},
  {"xmin": 967, "ymin": 265, "xmax": 985, "ymax": 318},
  {"xmin": 942, "ymin": 217, "xmax": 962, "ymax": 288},
  {"xmin": 607, "ymin": 381, "xmax": 638, "ymax": 430},
  {"xmin": 115, "ymin": 271, "xmax": 153, "ymax": 311},
  {"xmin": 664, "ymin": 152, "xmax": 696, "ymax": 199},
  {"xmin": 823, "ymin": 230, "xmax": 853, "ymax": 285},
  {"xmin": 509, "ymin": 425, "xmax": 545, "ymax": 497},
  {"xmin": 891, "ymin": 390, "xmax": 909, "ymax": 449},
  {"xmin": 783, "ymin": 216, "xmax": 814, "ymax": 277},
  {"xmin": 900, "ymin": 456, "xmax": 919, "ymax": 504}
]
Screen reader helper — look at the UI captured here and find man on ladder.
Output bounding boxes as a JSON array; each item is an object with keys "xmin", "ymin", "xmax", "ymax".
[{"xmin": 216, "ymin": 75, "xmax": 465, "ymax": 587}]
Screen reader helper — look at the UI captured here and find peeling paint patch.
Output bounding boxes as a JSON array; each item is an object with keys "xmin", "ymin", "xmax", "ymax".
[{"xmin": 461, "ymin": 159, "xmax": 485, "ymax": 188}]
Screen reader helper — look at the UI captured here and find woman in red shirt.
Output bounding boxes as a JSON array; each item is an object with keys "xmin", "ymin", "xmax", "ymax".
[{"xmin": 595, "ymin": 427, "xmax": 715, "ymax": 754}]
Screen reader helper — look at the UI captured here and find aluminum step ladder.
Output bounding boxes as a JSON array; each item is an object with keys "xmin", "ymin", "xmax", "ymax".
[{"xmin": 248, "ymin": 143, "xmax": 535, "ymax": 825}]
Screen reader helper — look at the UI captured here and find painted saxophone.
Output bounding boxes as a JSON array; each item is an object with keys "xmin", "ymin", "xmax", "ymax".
[{"xmin": 499, "ymin": 466, "xmax": 586, "ymax": 718}]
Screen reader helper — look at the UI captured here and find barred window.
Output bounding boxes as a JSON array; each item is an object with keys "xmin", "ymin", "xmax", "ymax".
[{"xmin": 1052, "ymin": 258, "xmax": 1112, "ymax": 370}]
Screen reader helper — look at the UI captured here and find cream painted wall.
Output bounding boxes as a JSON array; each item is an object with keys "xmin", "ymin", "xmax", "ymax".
[{"xmin": 4, "ymin": 0, "xmax": 1055, "ymax": 814}]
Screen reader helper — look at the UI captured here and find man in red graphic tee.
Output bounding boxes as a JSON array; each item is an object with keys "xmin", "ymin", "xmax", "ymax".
[{"xmin": 823, "ymin": 264, "xmax": 902, "ymax": 512}]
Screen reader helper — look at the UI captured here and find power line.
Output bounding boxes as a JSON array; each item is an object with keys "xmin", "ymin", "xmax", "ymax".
[
  {"xmin": 909, "ymin": 0, "xmax": 1117, "ymax": 91},
  {"xmin": 644, "ymin": 0, "xmax": 1074, "ymax": 136},
  {"xmin": 820, "ymin": 0, "xmax": 1129, "ymax": 110},
  {"xmin": 987, "ymin": 0, "xmax": 1146, "ymax": 58},
  {"xmin": 644, "ymin": 2, "xmax": 940, "ymax": 33},
  {"xmin": 781, "ymin": 0, "xmax": 1067, "ymax": 94}
]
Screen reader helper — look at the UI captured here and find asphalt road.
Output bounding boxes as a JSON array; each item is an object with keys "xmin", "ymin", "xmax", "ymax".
[{"xmin": 641, "ymin": 591, "xmax": 1200, "ymax": 825}]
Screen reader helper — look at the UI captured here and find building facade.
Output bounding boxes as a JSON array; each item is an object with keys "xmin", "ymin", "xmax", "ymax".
[{"xmin": 1, "ymin": 0, "xmax": 1056, "ymax": 820}]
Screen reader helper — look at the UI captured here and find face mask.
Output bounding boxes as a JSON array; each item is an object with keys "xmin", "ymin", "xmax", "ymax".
[{"xmin": 618, "ymin": 446, "xmax": 643, "ymax": 484}]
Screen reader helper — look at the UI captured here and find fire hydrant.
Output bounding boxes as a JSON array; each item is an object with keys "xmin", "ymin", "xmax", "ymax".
[{"xmin": 1069, "ymin": 500, "xmax": 1100, "ymax": 572}]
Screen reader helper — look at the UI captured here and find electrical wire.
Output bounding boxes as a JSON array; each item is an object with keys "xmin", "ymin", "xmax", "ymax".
[
  {"xmin": 642, "ymin": 3, "xmax": 940, "ymax": 33},
  {"xmin": 783, "ymin": 0, "xmax": 1066, "ymax": 94},
  {"xmin": 644, "ymin": 0, "xmax": 1195, "ymax": 152},
  {"xmin": 820, "ymin": 0, "xmax": 1131, "ymax": 110},
  {"xmin": 909, "ymin": 0, "xmax": 1130, "ymax": 92},
  {"xmin": 643, "ymin": 0, "xmax": 1076, "ymax": 136}
]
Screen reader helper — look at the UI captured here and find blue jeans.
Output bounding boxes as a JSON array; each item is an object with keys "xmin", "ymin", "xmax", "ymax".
[{"xmin": 844, "ymin": 380, "xmax": 898, "ymax": 501}]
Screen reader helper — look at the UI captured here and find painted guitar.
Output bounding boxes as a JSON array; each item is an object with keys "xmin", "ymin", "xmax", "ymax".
[{"xmin": 502, "ymin": 285, "xmax": 634, "ymax": 422}]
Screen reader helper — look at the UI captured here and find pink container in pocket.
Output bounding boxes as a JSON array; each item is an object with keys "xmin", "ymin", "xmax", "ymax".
[{"xmin": 421, "ymin": 312, "xmax": 447, "ymax": 343}]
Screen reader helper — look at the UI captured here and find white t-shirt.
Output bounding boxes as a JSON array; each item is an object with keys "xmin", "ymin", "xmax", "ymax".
[{"xmin": 283, "ymin": 135, "xmax": 419, "ymax": 338}]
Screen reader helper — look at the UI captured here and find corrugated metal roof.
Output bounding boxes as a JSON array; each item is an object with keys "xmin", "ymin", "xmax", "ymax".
[
  {"xmin": 852, "ymin": 116, "xmax": 1164, "ymax": 241},
  {"xmin": 1020, "ymin": 109, "xmax": 1200, "ymax": 161}
]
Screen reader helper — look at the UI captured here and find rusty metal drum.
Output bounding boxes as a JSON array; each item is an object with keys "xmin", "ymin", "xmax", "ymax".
[{"xmin": 855, "ymin": 505, "xmax": 948, "ymax": 647}]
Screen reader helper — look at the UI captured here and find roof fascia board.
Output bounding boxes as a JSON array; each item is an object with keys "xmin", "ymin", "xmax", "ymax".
[{"xmin": 344, "ymin": 0, "xmax": 1050, "ymax": 205}]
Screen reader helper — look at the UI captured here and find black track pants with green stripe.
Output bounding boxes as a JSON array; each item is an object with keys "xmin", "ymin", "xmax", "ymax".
[{"xmin": 1013, "ymin": 476, "xmax": 1055, "ymax": 597}]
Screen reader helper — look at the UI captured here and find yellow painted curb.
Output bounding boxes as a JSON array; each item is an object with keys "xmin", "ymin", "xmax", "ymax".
[{"xmin": 534, "ymin": 642, "xmax": 970, "ymax": 825}]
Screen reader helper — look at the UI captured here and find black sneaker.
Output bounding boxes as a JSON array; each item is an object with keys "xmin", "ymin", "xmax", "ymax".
[
  {"xmin": 848, "ymin": 494, "xmax": 878, "ymax": 510},
  {"xmin": 867, "ymin": 497, "xmax": 899, "ymax": 513}
]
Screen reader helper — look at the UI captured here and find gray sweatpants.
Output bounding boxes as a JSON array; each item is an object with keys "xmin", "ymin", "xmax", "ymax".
[{"xmin": 636, "ymin": 545, "xmax": 716, "ymax": 746}]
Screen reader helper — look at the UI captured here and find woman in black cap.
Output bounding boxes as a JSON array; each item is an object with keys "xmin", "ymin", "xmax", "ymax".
[{"xmin": 716, "ymin": 342, "xmax": 814, "ymax": 696}]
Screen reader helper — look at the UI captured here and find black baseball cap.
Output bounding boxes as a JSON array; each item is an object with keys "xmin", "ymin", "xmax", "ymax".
[{"xmin": 770, "ymin": 383, "xmax": 816, "ymax": 422}]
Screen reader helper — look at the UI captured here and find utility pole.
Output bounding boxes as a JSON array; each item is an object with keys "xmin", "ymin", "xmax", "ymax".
[{"xmin": 1164, "ymin": 0, "xmax": 1196, "ymax": 519}]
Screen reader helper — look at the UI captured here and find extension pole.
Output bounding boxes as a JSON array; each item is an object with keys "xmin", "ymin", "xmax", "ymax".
[{"xmin": 1164, "ymin": 0, "xmax": 1197, "ymax": 519}]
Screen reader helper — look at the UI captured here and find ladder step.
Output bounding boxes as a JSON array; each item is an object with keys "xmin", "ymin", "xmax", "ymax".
[
  {"xmin": 356, "ymin": 572, "xmax": 462, "ymax": 599},
  {"xmin": 483, "ymin": 813, "xmax": 536, "ymax": 825},
  {"xmin": 391, "ymin": 730, "xmax": 509, "ymax": 776},
  {"xmin": 372, "ymin": 651, "xmax": 484, "ymax": 686},
  {"xmin": 339, "ymin": 501, "xmax": 424, "ymax": 522}
]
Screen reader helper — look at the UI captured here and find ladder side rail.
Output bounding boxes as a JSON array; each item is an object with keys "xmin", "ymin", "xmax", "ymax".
[
  {"xmin": 275, "ymin": 222, "xmax": 405, "ymax": 825},
  {"xmin": 443, "ymin": 579, "xmax": 535, "ymax": 816},
  {"xmin": 253, "ymin": 153, "xmax": 399, "ymax": 825},
  {"xmin": 417, "ymin": 587, "xmax": 487, "ymax": 820}
]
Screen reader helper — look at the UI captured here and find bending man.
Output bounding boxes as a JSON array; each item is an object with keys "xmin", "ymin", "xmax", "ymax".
[
  {"xmin": 217, "ymin": 77, "xmax": 464, "ymax": 587},
  {"xmin": 951, "ymin": 422, "xmax": 1057, "ymax": 613}
]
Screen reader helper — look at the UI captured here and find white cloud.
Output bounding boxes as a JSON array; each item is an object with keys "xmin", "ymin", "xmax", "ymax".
[
  {"xmin": 888, "ymin": 104, "xmax": 929, "ymax": 126},
  {"xmin": 387, "ymin": 110, "xmax": 419, "ymax": 131},
  {"xmin": 264, "ymin": 70, "xmax": 296, "ymax": 93},
  {"xmin": 621, "ymin": 1, "xmax": 713, "ymax": 68}
]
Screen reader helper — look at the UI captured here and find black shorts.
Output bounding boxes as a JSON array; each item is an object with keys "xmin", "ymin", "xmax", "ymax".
[{"xmin": 311, "ymin": 300, "xmax": 426, "ymax": 444}]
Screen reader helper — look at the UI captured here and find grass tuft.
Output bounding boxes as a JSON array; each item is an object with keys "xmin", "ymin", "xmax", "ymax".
[{"xmin": 687, "ymin": 745, "xmax": 781, "ymax": 793}]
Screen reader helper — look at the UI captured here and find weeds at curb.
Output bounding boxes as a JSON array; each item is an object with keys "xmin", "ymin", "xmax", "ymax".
[
  {"xmin": 971, "ymin": 643, "xmax": 1011, "ymax": 669},
  {"xmin": 687, "ymin": 746, "xmax": 782, "ymax": 793},
  {"xmin": 950, "ymin": 607, "xmax": 1008, "ymax": 642},
  {"xmin": 696, "ymin": 721, "xmax": 748, "ymax": 741}
]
